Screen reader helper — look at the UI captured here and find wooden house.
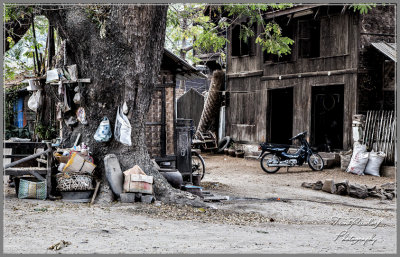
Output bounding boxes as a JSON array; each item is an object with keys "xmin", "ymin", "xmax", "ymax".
[
  {"xmin": 145, "ymin": 49, "xmax": 206, "ymax": 163},
  {"xmin": 4, "ymin": 84, "xmax": 37, "ymax": 139},
  {"xmin": 225, "ymin": 4, "xmax": 395, "ymax": 151}
]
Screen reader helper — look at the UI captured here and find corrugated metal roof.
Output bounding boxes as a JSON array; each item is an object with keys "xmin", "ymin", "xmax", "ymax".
[
  {"xmin": 371, "ymin": 42, "xmax": 397, "ymax": 62},
  {"xmin": 163, "ymin": 48, "xmax": 207, "ymax": 80}
]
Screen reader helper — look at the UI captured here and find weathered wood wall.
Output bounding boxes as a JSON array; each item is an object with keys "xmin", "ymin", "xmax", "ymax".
[
  {"xmin": 226, "ymin": 9, "xmax": 362, "ymax": 149},
  {"xmin": 177, "ymin": 88, "xmax": 205, "ymax": 129}
]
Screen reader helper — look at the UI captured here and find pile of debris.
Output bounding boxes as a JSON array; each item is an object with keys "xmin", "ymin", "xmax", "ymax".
[
  {"xmin": 301, "ymin": 180, "xmax": 396, "ymax": 200},
  {"xmin": 53, "ymin": 143, "xmax": 99, "ymax": 203}
]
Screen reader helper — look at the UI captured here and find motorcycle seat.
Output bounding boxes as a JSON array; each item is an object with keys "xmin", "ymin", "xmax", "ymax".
[
  {"xmin": 269, "ymin": 147, "xmax": 288, "ymax": 152},
  {"xmin": 265, "ymin": 143, "xmax": 290, "ymax": 149}
]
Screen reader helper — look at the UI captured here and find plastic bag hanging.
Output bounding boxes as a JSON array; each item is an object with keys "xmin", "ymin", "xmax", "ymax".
[
  {"xmin": 28, "ymin": 90, "xmax": 42, "ymax": 112},
  {"xmin": 94, "ymin": 116, "xmax": 112, "ymax": 142},
  {"xmin": 114, "ymin": 106, "xmax": 132, "ymax": 146}
]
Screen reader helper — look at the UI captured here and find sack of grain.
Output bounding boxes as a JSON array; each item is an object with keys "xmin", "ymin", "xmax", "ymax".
[
  {"xmin": 346, "ymin": 142, "xmax": 369, "ymax": 175},
  {"xmin": 364, "ymin": 151, "xmax": 386, "ymax": 177}
]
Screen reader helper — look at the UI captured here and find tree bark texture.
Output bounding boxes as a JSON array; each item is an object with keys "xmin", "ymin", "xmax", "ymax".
[
  {"xmin": 41, "ymin": 5, "xmax": 204, "ymax": 206},
  {"xmin": 196, "ymin": 69, "xmax": 225, "ymax": 137}
]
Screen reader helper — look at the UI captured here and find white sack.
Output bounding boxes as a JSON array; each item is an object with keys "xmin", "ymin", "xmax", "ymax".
[
  {"xmin": 114, "ymin": 106, "xmax": 132, "ymax": 146},
  {"xmin": 364, "ymin": 151, "xmax": 386, "ymax": 177},
  {"xmin": 346, "ymin": 142, "xmax": 369, "ymax": 175}
]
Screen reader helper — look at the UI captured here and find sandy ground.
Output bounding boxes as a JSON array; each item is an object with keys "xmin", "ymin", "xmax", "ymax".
[{"xmin": 3, "ymin": 153, "xmax": 397, "ymax": 254}]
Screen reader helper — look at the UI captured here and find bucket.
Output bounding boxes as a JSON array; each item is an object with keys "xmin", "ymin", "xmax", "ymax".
[{"xmin": 192, "ymin": 175, "xmax": 201, "ymax": 186}]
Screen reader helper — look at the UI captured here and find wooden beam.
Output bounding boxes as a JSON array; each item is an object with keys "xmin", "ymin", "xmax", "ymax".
[
  {"xmin": 29, "ymin": 171, "xmax": 46, "ymax": 181},
  {"xmin": 226, "ymin": 70, "xmax": 263, "ymax": 79},
  {"xmin": 36, "ymin": 158, "xmax": 48, "ymax": 164},
  {"xmin": 264, "ymin": 4, "xmax": 323, "ymax": 19},
  {"xmin": 90, "ymin": 180, "xmax": 101, "ymax": 206},
  {"xmin": 49, "ymin": 78, "xmax": 91, "ymax": 85},
  {"xmin": 4, "ymin": 148, "xmax": 52, "ymax": 169},
  {"xmin": 73, "ymin": 133, "xmax": 81, "ymax": 147},
  {"xmin": 261, "ymin": 68, "xmax": 357, "ymax": 81},
  {"xmin": 5, "ymin": 168, "xmax": 48, "ymax": 176}
]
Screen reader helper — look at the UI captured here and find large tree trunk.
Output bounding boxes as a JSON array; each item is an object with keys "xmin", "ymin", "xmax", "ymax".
[{"xmin": 41, "ymin": 5, "xmax": 204, "ymax": 206}]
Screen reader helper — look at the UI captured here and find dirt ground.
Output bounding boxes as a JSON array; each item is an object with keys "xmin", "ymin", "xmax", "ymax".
[{"xmin": 3, "ymin": 153, "xmax": 397, "ymax": 254}]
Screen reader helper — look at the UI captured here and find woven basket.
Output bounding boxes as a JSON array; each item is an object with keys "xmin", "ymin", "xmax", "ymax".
[{"xmin": 56, "ymin": 172, "xmax": 94, "ymax": 191}]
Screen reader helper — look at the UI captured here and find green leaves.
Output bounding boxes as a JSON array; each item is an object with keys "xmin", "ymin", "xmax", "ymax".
[
  {"xmin": 4, "ymin": 12, "xmax": 48, "ymax": 81},
  {"xmin": 350, "ymin": 4, "xmax": 376, "ymax": 14},
  {"xmin": 165, "ymin": 4, "xmax": 296, "ymax": 64},
  {"xmin": 166, "ymin": 3, "xmax": 378, "ymax": 63}
]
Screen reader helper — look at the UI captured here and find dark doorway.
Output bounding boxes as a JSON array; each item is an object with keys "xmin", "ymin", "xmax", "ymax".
[
  {"xmin": 267, "ymin": 87, "xmax": 293, "ymax": 144},
  {"xmin": 311, "ymin": 85, "xmax": 344, "ymax": 151}
]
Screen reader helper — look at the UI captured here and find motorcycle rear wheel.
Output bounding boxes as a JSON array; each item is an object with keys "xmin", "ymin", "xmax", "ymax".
[
  {"xmin": 308, "ymin": 153, "xmax": 324, "ymax": 171},
  {"xmin": 260, "ymin": 154, "xmax": 280, "ymax": 173}
]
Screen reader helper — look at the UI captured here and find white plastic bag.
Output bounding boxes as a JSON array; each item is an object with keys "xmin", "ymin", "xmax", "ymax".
[
  {"xmin": 346, "ymin": 142, "xmax": 369, "ymax": 175},
  {"xmin": 364, "ymin": 151, "xmax": 386, "ymax": 177},
  {"xmin": 28, "ymin": 90, "xmax": 42, "ymax": 112},
  {"xmin": 94, "ymin": 117, "xmax": 112, "ymax": 142},
  {"xmin": 73, "ymin": 92, "xmax": 81, "ymax": 104},
  {"xmin": 67, "ymin": 64, "xmax": 78, "ymax": 81},
  {"xmin": 114, "ymin": 106, "xmax": 132, "ymax": 146}
]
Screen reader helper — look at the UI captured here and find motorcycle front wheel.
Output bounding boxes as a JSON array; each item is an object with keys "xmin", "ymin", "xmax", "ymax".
[
  {"xmin": 308, "ymin": 153, "xmax": 324, "ymax": 171},
  {"xmin": 260, "ymin": 154, "xmax": 280, "ymax": 173}
]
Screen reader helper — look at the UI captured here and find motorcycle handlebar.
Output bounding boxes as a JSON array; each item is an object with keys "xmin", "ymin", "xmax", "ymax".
[{"xmin": 289, "ymin": 131, "xmax": 307, "ymax": 141}]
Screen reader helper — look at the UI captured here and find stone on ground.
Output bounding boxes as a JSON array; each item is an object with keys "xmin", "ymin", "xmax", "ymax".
[
  {"xmin": 348, "ymin": 184, "xmax": 368, "ymax": 199},
  {"xmin": 312, "ymin": 181, "xmax": 323, "ymax": 190},
  {"xmin": 141, "ymin": 195, "xmax": 155, "ymax": 204},
  {"xmin": 335, "ymin": 180, "xmax": 349, "ymax": 195},
  {"xmin": 301, "ymin": 182, "xmax": 314, "ymax": 188},
  {"xmin": 120, "ymin": 193, "xmax": 136, "ymax": 203},
  {"xmin": 322, "ymin": 179, "xmax": 336, "ymax": 194}
]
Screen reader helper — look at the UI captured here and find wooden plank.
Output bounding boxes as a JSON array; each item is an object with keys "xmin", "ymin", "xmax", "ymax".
[
  {"xmin": 29, "ymin": 171, "xmax": 45, "ymax": 181},
  {"xmin": 3, "ymin": 148, "xmax": 12, "ymax": 155},
  {"xmin": 3, "ymin": 154, "xmax": 32, "ymax": 158},
  {"xmin": 4, "ymin": 142, "xmax": 48, "ymax": 148},
  {"xmin": 74, "ymin": 133, "xmax": 81, "ymax": 146},
  {"xmin": 362, "ymin": 110, "xmax": 371, "ymax": 145},
  {"xmin": 46, "ymin": 147, "xmax": 53, "ymax": 196},
  {"xmin": 261, "ymin": 68, "xmax": 357, "ymax": 81},
  {"xmin": 90, "ymin": 180, "xmax": 101, "ymax": 206},
  {"xmin": 5, "ymin": 168, "xmax": 48, "ymax": 176},
  {"xmin": 49, "ymin": 78, "xmax": 91, "ymax": 85},
  {"xmin": 36, "ymin": 158, "xmax": 48, "ymax": 164}
]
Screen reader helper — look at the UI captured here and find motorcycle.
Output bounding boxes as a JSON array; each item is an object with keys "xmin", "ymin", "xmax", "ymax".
[{"xmin": 258, "ymin": 131, "xmax": 324, "ymax": 173}]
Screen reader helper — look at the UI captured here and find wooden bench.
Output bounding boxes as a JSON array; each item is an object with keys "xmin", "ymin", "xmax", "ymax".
[{"xmin": 3, "ymin": 142, "xmax": 53, "ymax": 197}]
